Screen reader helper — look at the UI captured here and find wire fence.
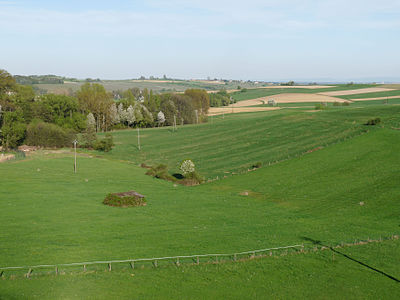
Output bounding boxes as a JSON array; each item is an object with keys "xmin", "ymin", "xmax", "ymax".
[
  {"xmin": 0, "ymin": 244, "xmax": 303, "ymax": 278},
  {"xmin": 1, "ymin": 234, "xmax": 398, "ymax": 278}
]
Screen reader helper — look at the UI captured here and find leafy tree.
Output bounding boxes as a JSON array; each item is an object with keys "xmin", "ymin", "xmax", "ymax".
[
  {"xmin": 184, "ymin": 89, "xmax": 210, "ymax": 115},
  {"xmin": 0, "ymin": 69, "xmax": 16, "ymax": 97},
  {"xmin": 0, "ymin": 111, "xmax": 26, "ymax": 149},
  {"xmin": 76, "ymin": 83, "xmax": 113, "ymax": 132}
]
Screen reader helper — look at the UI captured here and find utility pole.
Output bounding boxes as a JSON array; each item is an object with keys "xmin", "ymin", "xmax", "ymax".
[
  {"xmin": 136, "ymin": 125, "xmax": 140, "ymax": 150},
  {"xmin": 73, "ymin": 140, "xmax": 78, "ymax": 173},
  {"xmin": 173, "ymin": 115, "xmax": 177, "ymax": 131}
]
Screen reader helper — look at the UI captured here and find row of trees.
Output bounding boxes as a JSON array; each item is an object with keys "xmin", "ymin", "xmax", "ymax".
[{"xmin": 0, "ymin": 69, "xmax": 211, "ymax": 150}]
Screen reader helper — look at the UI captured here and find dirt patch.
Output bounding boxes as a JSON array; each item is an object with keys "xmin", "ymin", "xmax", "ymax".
[
  {"xmin": 306, "ymin": 147, "xmax": 323, "ymax": 153},
  {"xmin": 235, "ymin": 93, "xmax": 344, "ymax": 106},
  {"xmin": 0, "ymin": 154, "xmax": 15, "ymax": 163},
  {"xmin": 208, "ymin": 85, "xmax": 336, "ymax": 94},
  {"xmin": 318, "ymin": 87, "xmax": 395, "ymax": 96},
  {"xmin": 208, "ymin": 107, "xmax": 280, "ymax": 116}
]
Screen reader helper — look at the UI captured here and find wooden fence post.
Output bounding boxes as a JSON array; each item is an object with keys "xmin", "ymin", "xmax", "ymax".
[
  {"xmin": 234, "ymin": 254, "xmax": 237, "ymax": 261},
  {"xmin": 130, "ymin": 262, "xmax": 135, "ymax": 270},
  {"xmin": 196, "ymin": 256, "xmax": 199, "ymax": 265},
  {"xmin": 108, "ymin": 263, "xmax": 112, "ymax": 271},
  {"xmin": 176, "ymin": 258, "xmax": 180, "ymax": 266},
  {"xmin": 83, "ymin": 265, "xmax": 86, "ymax": 272},
  {"xmin": 26, "ymin": 268, "xmax": 32, "ymax": 278},
  {"xmin": 55, "ymin": 266, "xmax": 58, "ymax": 275},
  {"xmin": 153, "ymin": 260, "xmax": 158, "ymax": 268}
]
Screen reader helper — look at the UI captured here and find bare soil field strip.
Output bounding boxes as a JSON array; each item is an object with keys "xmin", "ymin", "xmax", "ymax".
[
  {"xmin": 351, "ymin": 95, "xmax": 400, "ymax": 101},
  {"xmin": 230, "ymin": 93, "xmax": 345, "ymax": 106},
  {"xmin": 318, "ymin": 88, "xmax": 395, "ymax": 96},
  {"xmin": 209, "ymin": 85, "xmax": 336, "ymax": 94},
  {"xmin": 208, "ymin": 107, "xmax": 280, "ymax": 116}
]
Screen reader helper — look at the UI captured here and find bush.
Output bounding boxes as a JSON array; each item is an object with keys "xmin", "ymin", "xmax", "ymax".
[
  {"xmin": 365, "ymin": 118, "xmax": 381, "ymax": 126},
  {"xmin": 26, "ymin": 121, "xmax": 75, "ymax": 148},
  {"xmin": 315, "ymin": 103, "xmax": 327, "ymax": 110},
  {"xmin": 252, "ymin": 162, "xmax": 262, "ymax": 169},
  {"xmin": 333, "ymin": 101, "xmax": 350, "ymax": 107},
  {"xmin": 145, "ymin": 164, "xmax": 176, "ymax": 181},
  {"xmin": 103, "ymin": 192, "xmax": 146, "ymax": 207},
  {"xmin": 93, "ymin": 133, "xmax": 114, "ymax": 152},
  {"xmin": 181, "ymin": 171, "xmax": 204, "ymax": 185}
]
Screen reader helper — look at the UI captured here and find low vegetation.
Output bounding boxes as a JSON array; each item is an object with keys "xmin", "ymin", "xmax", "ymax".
[{"xmin": 103, "ymin": 191, "xmax": 146, "ymax": 207}]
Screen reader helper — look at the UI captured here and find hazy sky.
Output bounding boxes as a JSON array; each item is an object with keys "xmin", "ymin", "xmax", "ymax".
[{"xmin": 1, "ymin": 0, "xmax": 399, "ymax": 81}]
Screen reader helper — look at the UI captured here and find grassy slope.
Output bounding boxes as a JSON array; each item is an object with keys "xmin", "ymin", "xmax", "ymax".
[
  {"xmin": 102, "ymin": 105, "xmax": 400, "ymax": 179},
  {"xmin": 0, "ymin": 124, "xmax": 399, "ymax": 267},
  {"xmin": 0, "ymin": 240, "xmax": 399, "ymax": 299},
  {"xmin": 1, "ymin": 107, "xmax": 400, "ymax": 298}
]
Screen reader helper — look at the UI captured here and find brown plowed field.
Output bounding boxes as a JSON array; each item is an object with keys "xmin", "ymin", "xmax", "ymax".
[
  {"xmin": 231, "ymin": 93, "xmax": 345, "ymax": 107},
  {"xmin": 208, "ymin": 107, "xmax": 280, "ymax": 116}
]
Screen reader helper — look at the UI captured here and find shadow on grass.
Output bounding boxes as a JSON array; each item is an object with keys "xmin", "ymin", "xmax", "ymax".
[{"xmin": 301, "ymin": 236, "xmax": 400, "ymax": 283}]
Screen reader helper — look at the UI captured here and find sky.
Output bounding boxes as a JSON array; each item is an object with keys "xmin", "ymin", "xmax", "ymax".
[{"xmin": 0, "ymin": 0, "xmax": 399, "ymax": 82}]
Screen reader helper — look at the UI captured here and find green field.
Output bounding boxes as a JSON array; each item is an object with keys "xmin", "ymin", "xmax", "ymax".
[
  {"xmin": 103, "ymin": 105, "xmax": 400, "ymax": 178},
  {"xmin": 0, "ymin": 240, "xmax": 398, "ymax": 299},
  {"xmin": 1, "ymin": 103, "xmax": 400, "ymax": 298}
]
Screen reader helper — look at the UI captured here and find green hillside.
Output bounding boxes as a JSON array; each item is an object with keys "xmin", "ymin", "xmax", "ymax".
[{"xmin": 1, "ymin": 105, "xmax": 399, "ymax": 298}]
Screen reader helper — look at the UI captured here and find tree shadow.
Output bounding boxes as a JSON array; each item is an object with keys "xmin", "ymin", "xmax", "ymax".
[{"xmin": 300, "ymin": 236, "xmax": 400, "ymax": 283}]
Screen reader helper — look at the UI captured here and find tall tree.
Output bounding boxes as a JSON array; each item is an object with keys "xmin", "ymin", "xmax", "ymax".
[{"xmin": 76, "ymin": 83, "xmax": 113, "ymax": 132}]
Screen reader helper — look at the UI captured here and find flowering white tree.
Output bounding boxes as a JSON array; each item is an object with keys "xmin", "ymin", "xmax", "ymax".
[
  {"xmin": 86, "ymin": 113, "xmax": 96, "ymax": 130},
  {"xmin": 109, "ymin": 103, "xmax": 119, "ymax": 124},
  {"xmin": 133, "ymin": 102, "xmax": 143, "ymax": 122},
  {"xmin": 157, "ymin": 111, "xmax": 165, "ymax": 126},
  {"xmin": 180, "ymin": 159, "xmax": 195, "ymax": 175},
  {"xmin": 117, "ymin": 103, "xmax": 127, "ymax": 124},
  {"xmin": 126, "ymin": 105, "xmax": 136, "ymax": 127}
]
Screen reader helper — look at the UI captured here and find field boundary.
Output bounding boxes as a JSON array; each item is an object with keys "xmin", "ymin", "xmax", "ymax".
[
  {"xmin": 0, "ymin": 244, "xmax": 303, "ymax": 277},
  {"xmin": 1, "ymin": 235, "xmax": 398, "ymax": 278}
]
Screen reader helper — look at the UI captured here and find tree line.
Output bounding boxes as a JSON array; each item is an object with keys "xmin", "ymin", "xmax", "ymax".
[{"xmin": 0, "ymin": 69, "xmax": 210, "ymax": 150}]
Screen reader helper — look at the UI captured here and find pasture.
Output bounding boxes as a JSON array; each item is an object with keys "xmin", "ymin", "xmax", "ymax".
[{"xmin": 1, "ymin": 102, "xmax": 400, "ymax": 299}]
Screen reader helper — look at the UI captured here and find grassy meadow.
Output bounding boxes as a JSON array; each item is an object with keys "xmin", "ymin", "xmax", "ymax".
[
  {"xmin": 1, "ymin": 100, "xmax": 400, "ymax": 298},
  {"xmin": 0, "ymin": 240, "xmax": 398, "ymax": 299}
]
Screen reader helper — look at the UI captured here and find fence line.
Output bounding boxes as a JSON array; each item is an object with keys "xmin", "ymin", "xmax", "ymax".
[{"xmin": 0, "ymin": 244, "xmax": 303, "ymax": 273}]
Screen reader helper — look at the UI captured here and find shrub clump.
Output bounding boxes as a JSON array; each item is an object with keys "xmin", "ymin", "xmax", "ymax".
[
  {"xmin": 26, "ymin": 121, "xmax": 75, "ymax": 148},
  {"xmin": 145, "ymin": 164, "xmax": 176, "ymax": 181},
  {"xmin": 365, "ymin": 118, "xmax": 381, "ymax": 126},
  {"xmin": 145, "ymin": 161, "xmax": 204, "ymax": 185},
  {"xmin": 103, "ymin": 191, "xmax": 146, "ymax": 207},
  {"xmin": 251, "ymin": 162, "xmax": 262, "ymax": 169},
  {"xmin": 315, "ymin": 103, "xmax": 327, "ymax": 110},
  {"xmin": 180, "ymin": 171, "xmax": 205, "ymax": 186},
  {"xmin": 93, "ymin": 133, "xmax": 114, "ymax": 152},
  {"xmin": 333, "ymin": 101, "xmax": 350, "ymax": 106}
]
